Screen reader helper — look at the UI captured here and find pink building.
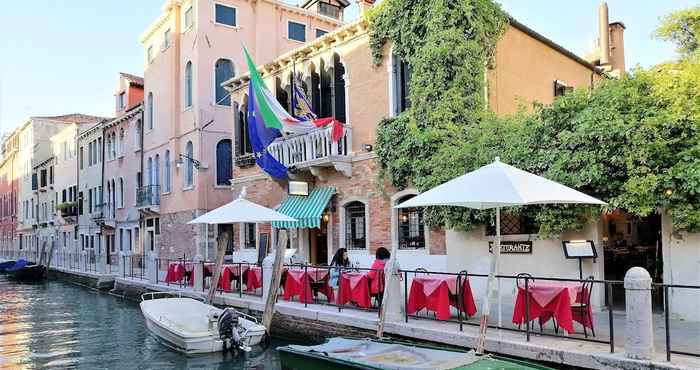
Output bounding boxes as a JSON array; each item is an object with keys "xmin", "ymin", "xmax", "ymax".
[
  {"xmin": 100, "ymin": 73, "xmax": 145, "ymax": 265},
  {"xmin": 138, "ymin": 0, "xmax": 348, "ymax": 260}
]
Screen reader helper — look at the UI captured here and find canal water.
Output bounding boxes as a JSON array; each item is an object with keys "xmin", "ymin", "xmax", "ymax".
[{"xmin": 0, "ymin": 276, "xmax": 298, "ymax": 369}]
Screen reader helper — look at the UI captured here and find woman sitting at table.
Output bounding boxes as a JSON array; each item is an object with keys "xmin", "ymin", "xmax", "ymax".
[{"xmin": 329, "ymin": 248, "xmax": 350, "ymax": 288}]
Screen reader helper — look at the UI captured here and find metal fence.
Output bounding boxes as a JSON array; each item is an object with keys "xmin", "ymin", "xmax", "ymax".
[{"xmin": 654, "ymin": 283, "xmax": 700, "ymax": 361}]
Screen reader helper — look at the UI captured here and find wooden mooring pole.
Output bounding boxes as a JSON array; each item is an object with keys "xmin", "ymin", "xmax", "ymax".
[{"xmin": 262, "ymin": 230, "xmax": 288, "ymax": 330}]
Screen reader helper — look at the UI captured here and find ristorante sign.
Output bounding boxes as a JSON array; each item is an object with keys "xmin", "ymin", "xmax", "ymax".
[{"xmin": 488, "ymin": 241, "xmax": 533, "ymax": 254}]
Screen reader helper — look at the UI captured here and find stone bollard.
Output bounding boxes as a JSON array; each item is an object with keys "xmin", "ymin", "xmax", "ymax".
[
  {"xmin": 148, "ymin": 253, "xmax": 158, "ymax": 284},
  {"xmin": 262, "ymin": 252, "xmax": 275, "ymax": 302},
  {"xmin": 193, "ymin": 254, "xmax": 204, "ymax": 292},
  {"xmin": 624, "ymin": 267, "xmax": 654, "ymax": 360},
  {"xmin": 118, "ymin": 251, "xmax": 126, "ymax": 277}
]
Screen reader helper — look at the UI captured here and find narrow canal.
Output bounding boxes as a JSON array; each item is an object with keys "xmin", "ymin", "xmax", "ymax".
[{"xmin": 0, "ymin": 276, "xmax": 297, "ymax": 369}]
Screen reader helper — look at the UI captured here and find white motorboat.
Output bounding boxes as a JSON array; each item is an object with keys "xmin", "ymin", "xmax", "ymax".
[{"xmin": 139, "ymin": 292, "xmax": 267, "ymax": 354}]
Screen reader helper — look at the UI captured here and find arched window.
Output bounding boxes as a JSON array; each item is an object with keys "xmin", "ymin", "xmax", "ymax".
[
  {"xmin": 164, "ymin": 150, "xmax": 171, "ymax": 192},
  {"xmin": 216, "ymin": 139, "xmax": 232, "ymax": 186},
  {"xmin": 185, "ymin": 141, "xmax": 194, "ymax": 187},
  {"xmin": 119, "ymin": 128, "xmax": 125, "ymax": 155},
  {"xmin": 135, "ymin": 119, "xmax": 142, "ymax": 148},
  {"xmin": 111, "ymin": 133, "xmax": 117, "ymax": 158},
  {"xmin": 154, "ymin": 154, "xmax": 160, "ymax": 187},
  {"xmin": 147, "ymin": 93, "xmax": 154, "ymax": 130},
  {"xmin": 106, "ymin": 135, "xmax": 113, "ymax": 160},
  {"xmin": 110, "ymin": 179, "xmax": 116, "ymax": 217},
  {"xmin": 184, "ymin": 61, "xmax": 193, "ymax": 108},
  {"xmin": 391, "ymin": 53, "xmax": 411, "ymax": 115},
  {"xmin": 235, "ymin": 96, "xmax": 252, "ymax": 156},
  {"xmin": 333, "ymin": 53, "xmax": 346, "ymax": 123},
  {"xmin": 147, "ymin": 157, "xmax": 153, "ymax": 186},
  {"xmin": 215, "ymin": 59, "xmax": 234, "ymax": 106},
  {"xmin": 119, "ymin": 178, "xmax": 124, "ymax": 208},
  {"xmin": 344, "ymin": 201, "xmax": 366, "ymax": 250},
  {"xmin": 397, "ymin": 194, "xmax": 425, "ymax": 249},
  {"xmin": 275, "ymin": 77, "xmax": 289, "ymax": 114}
]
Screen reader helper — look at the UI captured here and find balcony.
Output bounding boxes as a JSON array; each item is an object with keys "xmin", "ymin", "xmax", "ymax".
[
  {"xmin": 137, "ymin": 185, "xmax": 160, "ymax": 215},
  {"xmin": 57, "ymin": 202, "xmax": 78, "ymax": 222},
  {"xmin": 267, "ymin": 125, "xmax": 352, "ymax": 178},
  {"xmin": 93, "ymin": 203, "xmax": 116, "ymax": 229}
]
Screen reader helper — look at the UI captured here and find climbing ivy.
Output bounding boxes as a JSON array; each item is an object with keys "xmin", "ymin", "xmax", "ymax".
[
  {"xmin": 370, "ymin": 2, "xmax": 700, "ymax": 234},
  {"xmin": 368, "ymin": 0, "xmax": 509, "ymax": 231}
]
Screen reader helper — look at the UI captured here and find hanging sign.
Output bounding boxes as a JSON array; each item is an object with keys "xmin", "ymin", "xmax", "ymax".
[
  {"xmin": 488, "ymin": 241, "xmax": 533, "ymax": 254},
  {"xmin": 288, "ymin": 181, "xmax": 309, "ymax": 196},
  {"xmin": 562, "ymin": 240, "xmax": 597, "ymax": 259}
]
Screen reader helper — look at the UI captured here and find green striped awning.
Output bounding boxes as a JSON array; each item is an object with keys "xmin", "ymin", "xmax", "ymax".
[{"xmin": 271, "ymin": 187, "xmax": 336, "ymax": 229}]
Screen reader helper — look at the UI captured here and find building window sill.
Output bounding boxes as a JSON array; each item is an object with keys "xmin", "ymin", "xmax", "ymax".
[
  {"xmin": 213, "ymin": 185, "xmax": 230, "ymax": 189},
  {"xmin": 183, "ymin": 186, "xmax": 194, "ymax": 192},
  {"xmin": 213, "ymin": 22, "xmax": 240, "ymax": 31}
]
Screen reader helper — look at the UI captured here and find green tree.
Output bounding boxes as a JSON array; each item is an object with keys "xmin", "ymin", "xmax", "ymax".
[{"xmin": 654, "ymin": 6, "xmax": 700, "ymax": 58}]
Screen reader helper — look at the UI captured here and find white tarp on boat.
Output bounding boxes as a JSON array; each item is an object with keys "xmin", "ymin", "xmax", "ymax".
[{"xmin": 286, "ymin": 337, "xmax": 478, "ymax": 370}]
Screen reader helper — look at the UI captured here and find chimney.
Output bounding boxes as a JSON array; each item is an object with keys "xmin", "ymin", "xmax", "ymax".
[
  {"xmin": 357, "ymin": 0, "xmax": 374, "ymax": 14},
  {"xmin": 608, "ymin": 22, "xmax": 626, "ymax": 74},
  {"xmin": 598, "ymin": 2, "xmax": 610, "ymax": 66}
]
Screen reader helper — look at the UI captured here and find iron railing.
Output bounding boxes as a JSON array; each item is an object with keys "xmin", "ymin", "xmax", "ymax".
[{"xmin": 136, "ymin": 185, "xmax": 160, "ymax": 207}]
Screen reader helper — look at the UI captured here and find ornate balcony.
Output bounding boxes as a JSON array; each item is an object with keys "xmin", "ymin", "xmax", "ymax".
[
  {"xmin": 267, "ymin": 125, "xmax": 352, "ymax": 178},
  {"xmin": 136, "ymin": 185, "xmax": 160, "ymax": 215}
]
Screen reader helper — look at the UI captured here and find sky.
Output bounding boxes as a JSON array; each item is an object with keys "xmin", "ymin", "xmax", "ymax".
[{"xmin": 0, "ymin": 1, "xmax": 695, "ymax": 136}]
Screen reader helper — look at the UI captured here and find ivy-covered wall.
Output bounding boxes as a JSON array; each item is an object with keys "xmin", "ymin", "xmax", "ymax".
[{"xmin": 370, "ymin": 0, "xmax": 700, "ymax": 235}]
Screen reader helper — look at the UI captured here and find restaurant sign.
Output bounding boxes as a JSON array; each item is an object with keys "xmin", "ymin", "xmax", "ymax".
[
  {"xmin": 488, "ymin": 241, "xmax": 533, "ymax": 254},
  {"xmin": 288, "ymin": 181, "xmax": 309, "ymax": 196}
]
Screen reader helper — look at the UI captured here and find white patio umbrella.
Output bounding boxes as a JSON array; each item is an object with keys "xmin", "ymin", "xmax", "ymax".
[
  {"xmin": 188, "ymin": 188, "xmax": 296, "ymax": 303},
  {"xmin": 393, "ymin": 157, "xmax": 605, "ymax": 354}
]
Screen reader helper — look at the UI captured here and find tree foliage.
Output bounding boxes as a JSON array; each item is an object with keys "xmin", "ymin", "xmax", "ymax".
[{"xmin": 654, "ymin": 6, "xmax": 700, "ymax": 59}]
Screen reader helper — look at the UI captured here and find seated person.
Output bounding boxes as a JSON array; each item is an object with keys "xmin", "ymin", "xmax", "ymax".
[{"xmin": 329, "ymin": 248, "xmax": 350, "ymax": 288}]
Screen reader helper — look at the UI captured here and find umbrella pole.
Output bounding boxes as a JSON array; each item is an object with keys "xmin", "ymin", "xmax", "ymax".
[{"xmin": 476, "ymin": 206, "xmax": 501, "ymax": 355}]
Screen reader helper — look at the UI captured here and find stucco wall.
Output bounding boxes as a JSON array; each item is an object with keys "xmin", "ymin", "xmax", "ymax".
[{"xmin": 661, "ymin": 213, "xmax": 700, "ymax": 321}]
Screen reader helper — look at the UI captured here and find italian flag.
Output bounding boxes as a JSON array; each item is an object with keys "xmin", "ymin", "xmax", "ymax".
[{"xmin": 243, "ymin": 48, "xmax": 345, "ymax": 141}]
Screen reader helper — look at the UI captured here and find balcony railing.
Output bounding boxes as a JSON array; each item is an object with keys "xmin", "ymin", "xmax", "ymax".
[
  {"xmin": 137, "ymin": 185, "xmax": 160, "ymax": 208},
  {"xmin": 94, "ymin": 202, "xmax": 114, "ymax": 220},
  {"xmin": 267, "ymin": 125, "xmax": 351, "ymax": 169}
]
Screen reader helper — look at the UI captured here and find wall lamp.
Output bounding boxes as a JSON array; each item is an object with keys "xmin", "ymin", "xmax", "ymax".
[
  {"xmin": 362, "ymin": 143, "xmax": 373, "ymax": 152},
  {"xmin": 176, "ymin": 153, "xmax": 202, "ymax": 170}
]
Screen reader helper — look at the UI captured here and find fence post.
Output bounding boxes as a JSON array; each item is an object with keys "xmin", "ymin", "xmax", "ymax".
[{"xmin": 624, "ymin": 267, "xmax": 654, "ymax": 360}]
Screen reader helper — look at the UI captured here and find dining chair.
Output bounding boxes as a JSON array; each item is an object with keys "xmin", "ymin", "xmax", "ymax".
[
  {"xmin": 455, "ymin": 270, "xmax": 470, "ymax": 320},
  {"xmin": 572, "ymin": 276, "xmax": 595, "ymax": 338},
  {"xmin": 515, "ymin": 273, "xmax": 543, "ymax": 332}
]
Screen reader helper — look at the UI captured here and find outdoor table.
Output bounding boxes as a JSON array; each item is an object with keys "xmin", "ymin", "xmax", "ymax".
[
  {"xmin": 246, "ymin": 266, "xmax": 263, "ymax": 291},
  {"xmin": 407, "ymin": 274, "xmax": 477, "ymax": 321},
  {"xmin": 512, "ymin": 281, "xmax": 592, "ymax": 334},
  {"xmin": 336, "ymin": 271, "xmax": 371, "ymax": 308},
  {"xmin": 283, "ymin": 267, "xmax": 334, "ymax": 304},
  {"xmin": 218, "ymin": 264, "xmax": 250, "ymax": 292}
]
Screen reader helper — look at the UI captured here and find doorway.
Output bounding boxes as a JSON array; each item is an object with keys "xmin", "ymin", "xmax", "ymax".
[
  {"xmin": 602, "ymin": 211, "xmax": 663, "ymax": 310},
  {"xmin": 309, "ymin": 216, "xmax": 329, "ymax": 265}
]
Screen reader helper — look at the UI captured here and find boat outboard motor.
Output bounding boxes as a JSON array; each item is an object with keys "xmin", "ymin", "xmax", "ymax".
[{"xmin": 218, "ymin": 308, "xmax": 245, "ymax": 352}]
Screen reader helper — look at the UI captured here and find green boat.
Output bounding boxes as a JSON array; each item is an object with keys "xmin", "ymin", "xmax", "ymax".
[{"xmin": 277, "ymin": 337, "xmax": 555, "ymax": 370}]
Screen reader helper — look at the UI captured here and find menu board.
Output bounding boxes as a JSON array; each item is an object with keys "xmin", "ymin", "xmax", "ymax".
[{"xmin": 562, "ymin": 240, "xmax": 597, "ymax": 259}]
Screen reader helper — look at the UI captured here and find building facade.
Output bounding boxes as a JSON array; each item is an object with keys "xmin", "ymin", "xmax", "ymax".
[
  {"xmin": 102, "ymin": 73, "xmax": 145, "ymax": 265},
  {"xmin": 138, "ymin": 0, "xmax": 347, "ymax": 260}
]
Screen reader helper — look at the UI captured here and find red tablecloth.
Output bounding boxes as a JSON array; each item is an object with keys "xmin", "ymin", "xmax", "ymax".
[
  {"xmin": 283, "ymin": 267, "xmax": 334, "ymax": 303},
  {"xmin": 336, "ymin": 271, "xmax": 371, "ymax": 308},
  {"xmin": 187, "ymin": 263, "xmax": 214, "ymax": 287},
  {"xmin": 407, "ymin": 275, "xmax": 477, "ymax": 320},
  {"xmin": 246, "ymin": 266, "xmax": 262, "ymax": 291},
  {"xmin": 512, "ymin": 281, "xmax": 592, "ymax": 334},
  {"xmin": 219, "ymin": 264, "xmax": 250, "ymax": 292},
  {"xmin": 164, "ymin": 262, "xmax": 194, "ymax": 283}
]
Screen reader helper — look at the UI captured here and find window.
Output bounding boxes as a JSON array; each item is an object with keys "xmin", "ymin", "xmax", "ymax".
[
  {"xmin": 164, "ymin": 150, "xmax": 171, "ymax": 192},
  {"xmin": 184, "ymin": 7, "xmax": 193, "ymax": 29},
  {"xmin": 185, "ymin": 61, "xmax": 193, "ymax": 108},
  {"xmin": 316, "ymin": 28, "xmax": 328, "ymax": 38},
  {"xmin": 49, "ymin": 166, "xmax": 54, "ymax": 185},
  {"xmin": 553, "ymin": 80, "xmax": 573, "ymax": 97},
  {"xmin": 119, "ymin": 229, "xmax": 124, "ymax": 252},
  {"xmin": 98, "ymin": 137, "xmax": 102, "ymax": 163},
  {"xmin": 486, "ymin": 212, "xmax": 539, "ymax": 236},
  {"xmin": 135, "ymin": 120, "xmax": 142, "ymax": 148},
  {"xmin": 216, "ymin": 139, "xmax": 232, "ymax": 186},
  {"xmin": 147, "ymin": 157, "xmax": 153, "ymax": 186},
  {"xmin": 119, "ymin": 128, "xmax": 125, "ymax": 155},
  {"xmin": 318, "ymin": 1, "xmax": 341, "ymax": 19},
  {"xmin": 147, "ymin": 45, "xmax": 153, "ymax": 64},
  {"xmin": 215, "ymin": 59, "xmax": 234, "ymax": 106},
  {"xmin": 163, "ymin": 28, "xmax": 171, "ymax": 50},
  {"xmin": 147, "ymin": 93, "xmax": 154, "ymax": 130},
  {"xmin": 215, "ymin": 4, "xmax": 236, "ymax": 27},
  {"xmin": 235, "ymin": 98, "xmax": 253, "ymax": 156},
  {"xmin": 288, "ymin": 21, "xmax": 306, "ymax": 42},
  {"xmin": 118, "ymin": 92, "xmax": 126, "ymax": 109},
  {"xmin": 243, "ymin": 223, "xmax": 256, "ymax": 249},
  {"xmin": 397, "ymin": 194, "xmax": 425, "ymax": 249},
  {"xmin": 154, "ymin": 154, "xmax": 160, "ymax": 189},
  {"xmin": 345, "ymin": 202, "xmax": 366, "ymax": 249},
  {"xmin": 392, "ymin": 54, "xmax": 411, "ymax": 115},
  {"xmin": 118, "ymin": 178, "xmax": 124, "ymax": 208},
  {"xmin": 79, "ymin": 146, "xmax": 84, "ymax": 169},
  {"xmin": 185, "ymin": 141, "xmax": 194, "ymax": 187},
  {"xmin": 333, "ymin": 53, "xmax": 346, "ymax": 123}
]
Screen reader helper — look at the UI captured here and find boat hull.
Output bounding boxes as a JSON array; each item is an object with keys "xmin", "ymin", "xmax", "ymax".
[
  {"xmin": 277, "ymin": 338, "xmax": 556, "ymax": 370},
  {"xmin": 8, "ymin": 265, "xmax": 46, "ymax": 281},
  {"xmin": 0, "ymin": 260, "xmax": 16, "ymax": 273},
  {"xmin": 139, "ymin": 296, "xmax": 267, "ymax": 355}
]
